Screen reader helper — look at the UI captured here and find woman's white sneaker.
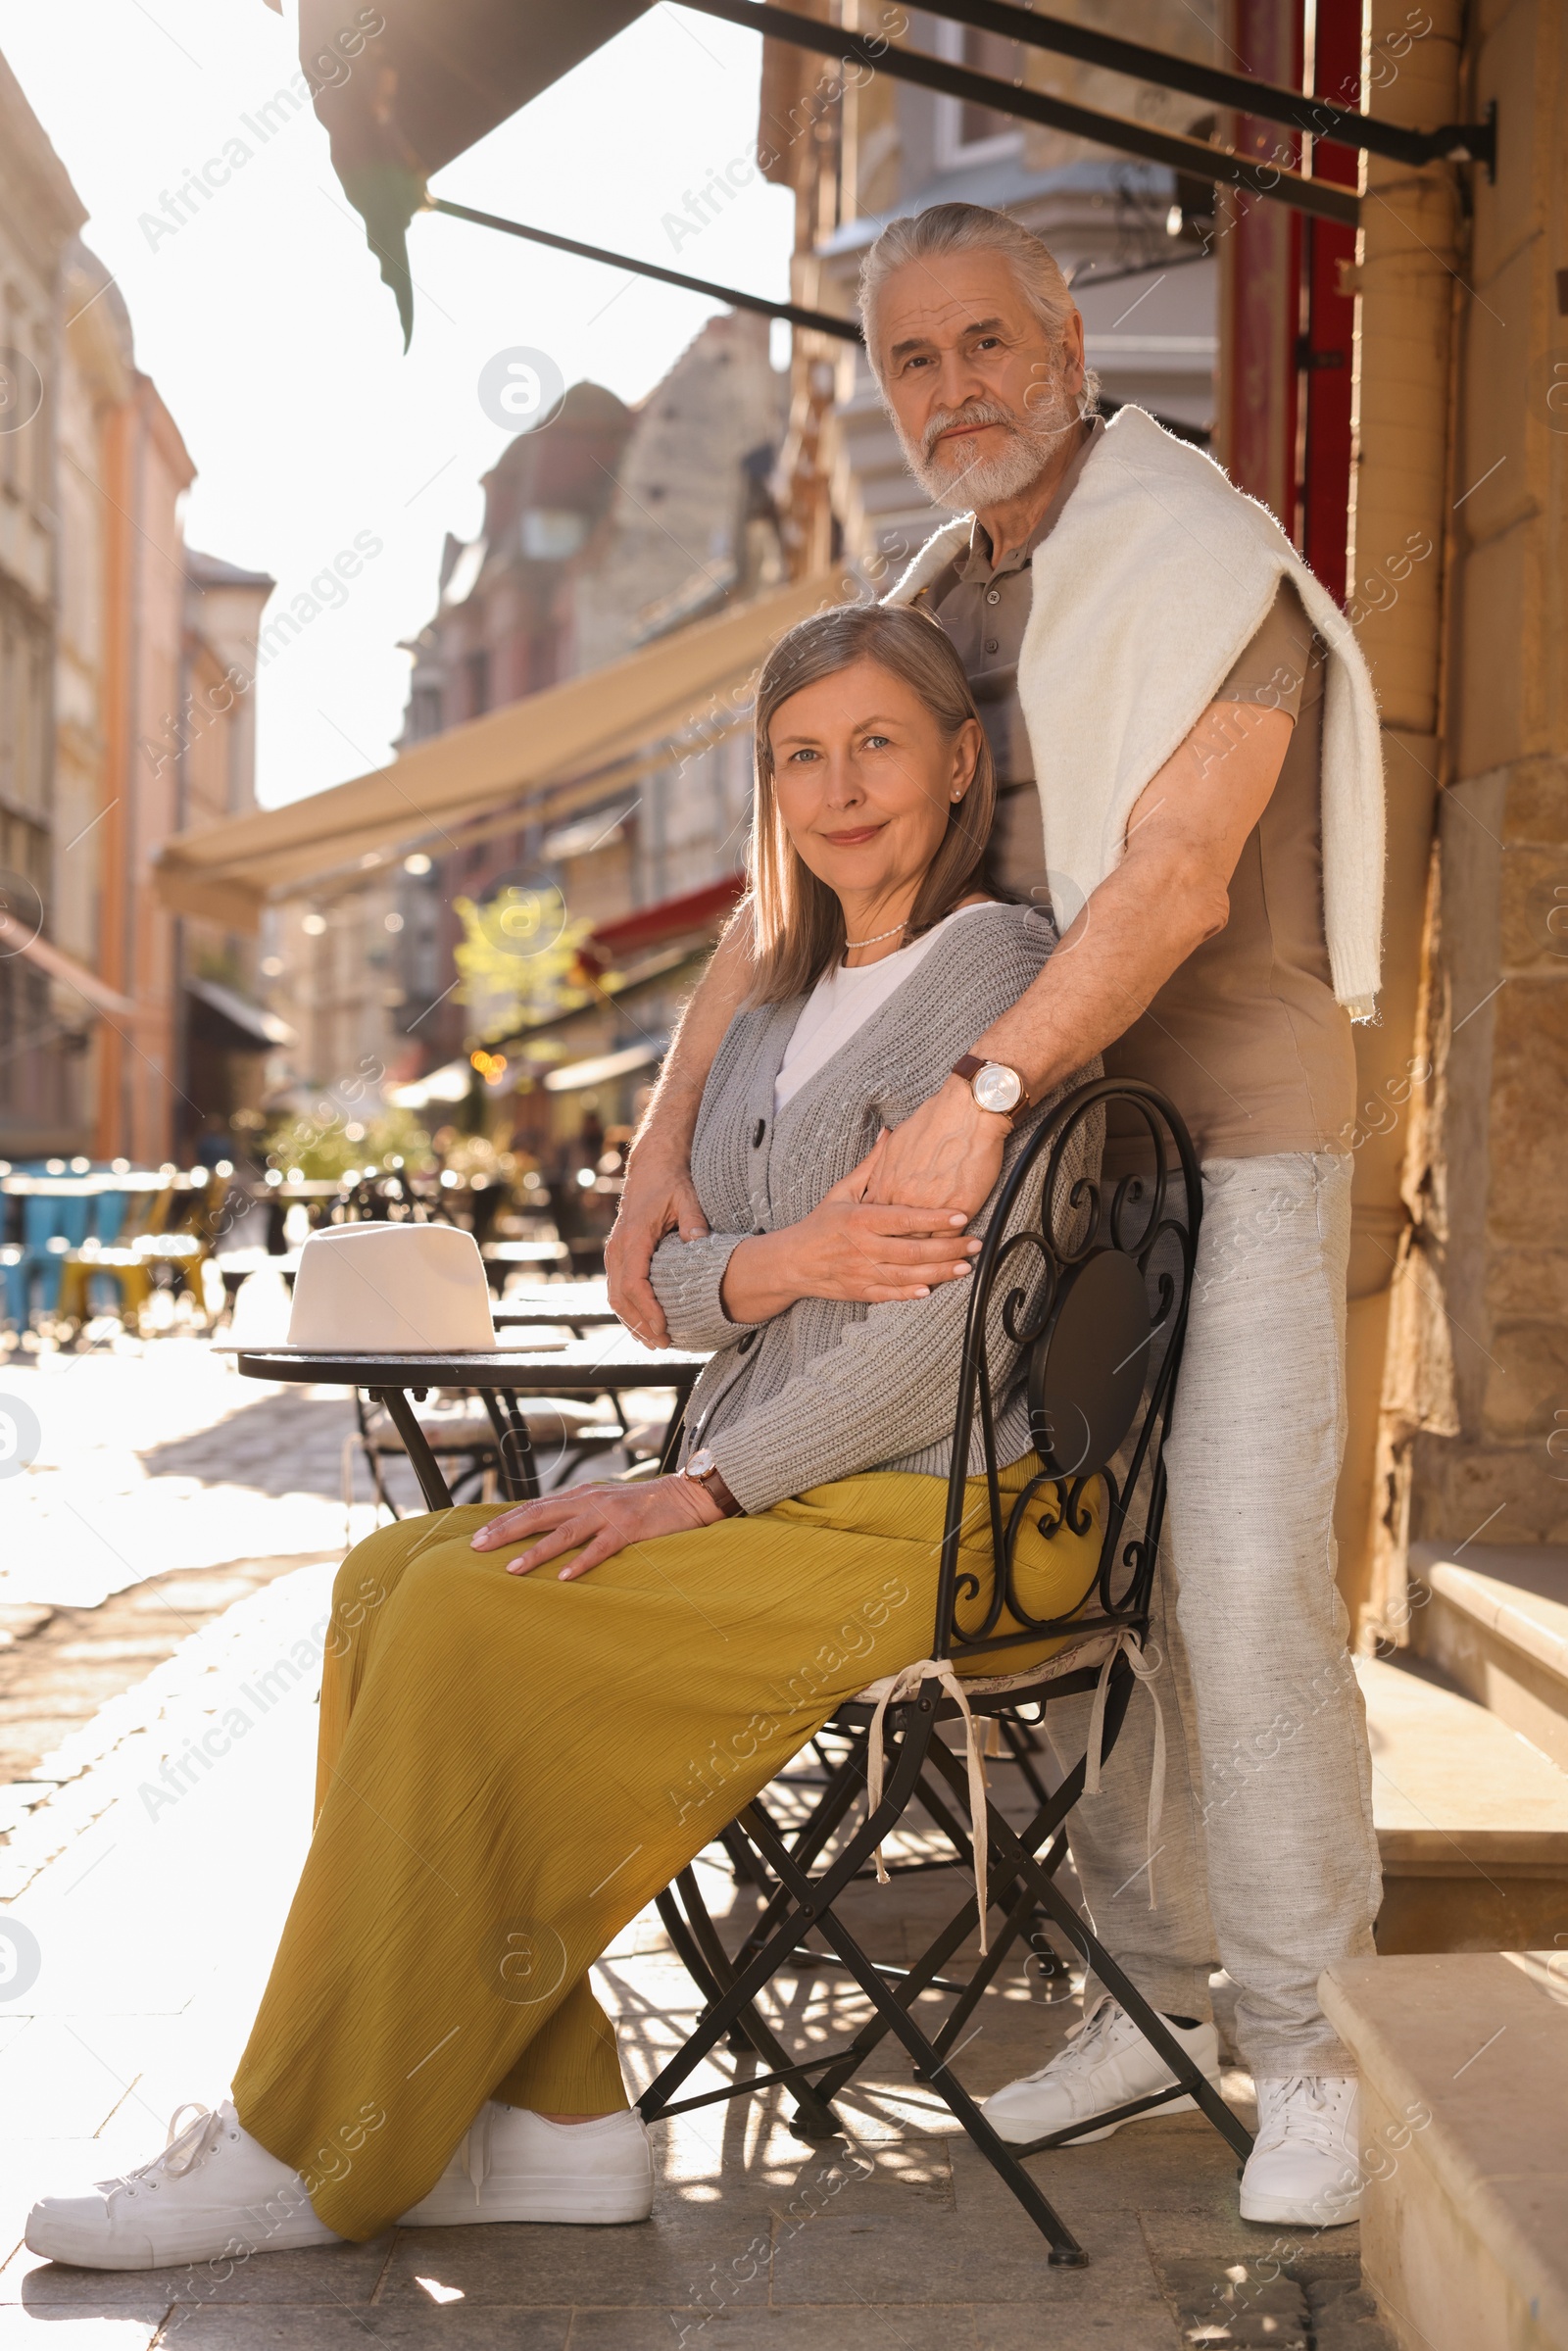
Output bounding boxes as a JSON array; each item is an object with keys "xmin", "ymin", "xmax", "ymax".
[
  {"xmin": 398, "ymin": 2105, "xmax": 653, "ymax": 2227},
  {"xmin": 983, "ymin": 1994, "xmax": 1223, "ymax": 2145},
  {"xmin": 25, "ymin": 2101, "xmax": 342, "ymax": 2272},
  {"xmin": 1240, "ymin": 2076, "xmax": 1361, "ymax": 2226}
]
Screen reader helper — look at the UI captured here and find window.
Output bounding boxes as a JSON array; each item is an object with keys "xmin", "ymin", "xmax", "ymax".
[
  {"xmin": 527, "ymin": 626, "xmax": 566, "ymax": 692},
  {"xmin": 520, "ymin": 509, "xmax": 588, "ymax": 561},
  {"xmin": 933, "ymin": 21, "xmax": 1024, "ymax": 168},
  {"xmin": 0, "ymin": 321, "xmax": 20, "ymax": 500},
  {"xmin": 409, "ymin": 685, "xmax": 444, "ymax": 740},
  {"xmin": 465, "ymin": 649, "xmax": 491, "ymax": 719},
  {"xmin": 0, "ymin": 600, "xmax": 49, "ymax": 822}
]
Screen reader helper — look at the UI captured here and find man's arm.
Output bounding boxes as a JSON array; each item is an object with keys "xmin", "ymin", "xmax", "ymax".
[
  {"xmin": 605, "ymin": 910, "xmax": 756, "ymax": 1341},
  {"xmin": 869, "ymin": 702, "xmax": 1295, "ymax": 1210}
]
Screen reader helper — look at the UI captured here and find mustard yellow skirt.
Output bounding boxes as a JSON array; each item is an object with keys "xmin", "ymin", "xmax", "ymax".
[{"xmin": 232, "ymin": 1457, "xmax": 1100, "ymax": 2237}]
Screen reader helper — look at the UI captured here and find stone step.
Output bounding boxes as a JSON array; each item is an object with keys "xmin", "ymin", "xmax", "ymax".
[
  {"xmin": 1358, "ymin": 1655, "xmax": 1568, "ymax": 1952},
  {"xmin": 1320, "ymin": 1950, "xmax": 1568, "ymax": 2351},
  {"xmin": 1408, "ymin": 1541, "xmax": 1568, "ymax": 1773}
]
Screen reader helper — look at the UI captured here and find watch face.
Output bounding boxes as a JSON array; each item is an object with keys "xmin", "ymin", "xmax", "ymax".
[
  {"xmin": 973, "ymin": 1061, "xmax": 1022, "ymax": 1115},
  {"xmin": 686, "ymin": 1447, "xmax": 717, "ymax": 1479}
]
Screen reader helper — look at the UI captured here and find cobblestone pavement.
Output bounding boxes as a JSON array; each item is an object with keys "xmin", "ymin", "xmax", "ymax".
[
  {"xmin": 0, "ymin": 1339, "xmax": 1394, "ymax": 2348},
  {"xmin": 0, "ymin": 1337, "xmax": 376, "ymax": 1614}
]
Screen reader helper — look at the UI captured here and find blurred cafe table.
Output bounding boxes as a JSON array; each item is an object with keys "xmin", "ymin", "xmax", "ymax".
[
  {"xmin": 235, "ymin": 1331, "xmax": 710, "ymax": 1510},
  {"xmin": 483, "ymin": 1238, "xmax": 570, "ymax": 1274},
  {"xmin": 212, "ymin": 1245, "xmax": 301, "ymax": 1299},
  {"xmin": 493, "ymin": 1279, "xmax": 617, "ymax": 1335}
]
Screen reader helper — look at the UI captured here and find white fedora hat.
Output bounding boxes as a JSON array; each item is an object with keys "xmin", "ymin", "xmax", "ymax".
[{"xmin": 287, "ymin": 1222, "xmax": 497, "ymax": 1353}]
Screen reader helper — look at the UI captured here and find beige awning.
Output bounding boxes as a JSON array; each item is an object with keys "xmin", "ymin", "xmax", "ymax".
[
  {"xmin": 0, "ymin": 911, "xmax": 138, "ymax": 1017},
  {"xmin": 186, "ymin": 974, "xmax": 296, "ymax": 1049},
  {"xmin": 386, "ymin": 1059, "xmax": 473, "ymax": 1111},
  {"xmin": 543, "ymin": 1037, "xmax": 665, "ymax": 1093},
  {"xmin": 154, "ymin": 575, "xmax": 832, "ymax": 931}
]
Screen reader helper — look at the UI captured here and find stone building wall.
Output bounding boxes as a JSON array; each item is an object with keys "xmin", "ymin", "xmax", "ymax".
[
  {"xmin": 384, "ymin": 314, "xmax": 786, "ymax": 1081},
  {"xmin": 1383, "ymin": 0, "xmax": 1568, "ymax": 1566},
  {"xmin": 0, "ymin": 49, "xmax": 86, "ymax": 1156}
]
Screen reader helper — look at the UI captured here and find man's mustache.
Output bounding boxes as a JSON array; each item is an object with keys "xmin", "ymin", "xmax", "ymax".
[{"xmin": 920, "ymin": 401, "xmax": 1021, "ymax": 464}]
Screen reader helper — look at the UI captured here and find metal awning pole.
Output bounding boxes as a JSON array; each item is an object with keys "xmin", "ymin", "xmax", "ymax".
[
  {"xmin": 427, "ymin": 197, "xmax": 863, "ymax": 341},
  {"xmin": 685, "ymin": 0, "xmax": 1359, "ymax": 225},
  {"xmin": 915, "ymin": 0, "xmax": 1495, "ymax": 172}
]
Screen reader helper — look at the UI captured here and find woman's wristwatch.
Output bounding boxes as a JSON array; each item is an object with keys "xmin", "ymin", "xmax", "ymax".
[
  {"xmin": 952, "ymin": 1053, "xmax": 1027, "ymax": 1125},
  {"xmin": 681, "ymin": 1447, "xmax": 742, "ymax": 1517}
]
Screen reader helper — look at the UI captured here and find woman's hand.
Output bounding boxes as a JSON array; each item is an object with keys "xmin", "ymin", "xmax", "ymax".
[
  {"xmin": 719, "ymin": 1142, "xmax": 981, "ymax": 1323},
  {"xmin": 470, "ymin": 1473, "xmax": 723, "ymax": 1580}
]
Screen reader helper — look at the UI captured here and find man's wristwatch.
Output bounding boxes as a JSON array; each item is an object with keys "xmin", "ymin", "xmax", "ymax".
[
  {"xmin": 681, "ymin": 1447, "xmax": 742, "ymax": 1517},
  {"xmin": 953, "ymin": 1053, "xmax": 1027, "ymax": 1124}
]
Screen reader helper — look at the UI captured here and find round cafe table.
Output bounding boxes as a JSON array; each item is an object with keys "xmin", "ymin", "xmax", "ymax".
[{"xmin": 236, "ymin": 1333, "xmax": 710, "ymax": 1512}]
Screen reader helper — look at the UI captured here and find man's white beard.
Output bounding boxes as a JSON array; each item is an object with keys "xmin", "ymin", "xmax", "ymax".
[{"xmin": 901, "ymin": 381, "xmax": 1080, "ymax": 514}]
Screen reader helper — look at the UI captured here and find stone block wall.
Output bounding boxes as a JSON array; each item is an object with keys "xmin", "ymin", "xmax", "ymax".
[{"xmin": 1395, "ymin": 0, "xmax": 1568, "ymax": 1562}]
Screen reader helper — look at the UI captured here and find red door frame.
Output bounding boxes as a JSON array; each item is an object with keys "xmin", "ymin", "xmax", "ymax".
[{"xmin": 1220, "ymin": 0, "xmax": 1358, "ymax": 605}]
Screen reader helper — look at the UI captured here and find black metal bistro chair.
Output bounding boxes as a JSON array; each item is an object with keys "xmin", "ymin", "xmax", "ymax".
[{"xmin": 637, "ymin": 1076, "xmax": 1252, "ymax": 2269}]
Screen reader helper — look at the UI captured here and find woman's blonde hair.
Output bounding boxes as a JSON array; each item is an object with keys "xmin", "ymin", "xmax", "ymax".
[{"xmin": 744, "ymin": 603, "xmax": 998, "ymax": 1007}]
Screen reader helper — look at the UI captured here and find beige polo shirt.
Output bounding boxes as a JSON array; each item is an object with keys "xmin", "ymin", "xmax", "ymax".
[{"xmin": 918, "ymin": 436, "xmax": 1354, "ymax": 1160}]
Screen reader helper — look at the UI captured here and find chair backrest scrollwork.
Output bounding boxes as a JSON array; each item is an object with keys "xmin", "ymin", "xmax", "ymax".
[{"xmin": 932, "ymin": 1078, "xmax": 1201, "ymax": 1667}]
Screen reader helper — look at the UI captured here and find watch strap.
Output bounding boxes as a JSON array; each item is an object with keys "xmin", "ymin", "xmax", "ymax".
[
  {"xmin": 682, "ymin": 1451, "xmax": 741, "ymax": 1517},
  {"xmin": 694, "ymin": 1466, "xmax": 741, "ymax": 1518}
]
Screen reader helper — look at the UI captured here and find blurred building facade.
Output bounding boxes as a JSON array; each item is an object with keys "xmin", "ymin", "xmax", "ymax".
[
  {"xmin": 0, "ymin": 49, "xmax": 276, "ymax": 1169},
  {"xmin": 174, "ymin": 547, "xmax": 285, "ymax": 1152},
  {"xmin": 0, "ymin": 51, "xmax": 87, "ymax": 1160},
  {"xmin": 264, "ymin": 309, "xmax": 787, "ymax": 1141}
]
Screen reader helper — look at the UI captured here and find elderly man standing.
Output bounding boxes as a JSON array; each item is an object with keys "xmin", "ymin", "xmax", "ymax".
[{"xmin": 609, "ymin": 202, "xmax": 1384, "ymax": 2229}]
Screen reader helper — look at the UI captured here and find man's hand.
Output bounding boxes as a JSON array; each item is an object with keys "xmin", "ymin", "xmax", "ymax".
[
  {"xmin": 606, "ymin": 1147, "xmax": 710, "ymax": 1347},
  {"xmin": 720, "ymin": 1146, "xmax": 981, "ymax": 1321},
  {"xmin": 865, "ymin": 1074, "xmax": 1008, "ymax": 1217},
  {"xmin": 470, "ymin": 1472, "xmax": 722, "ymax": 1581},
  {"xmin": 865, "ymin": 701, "xmax": 1295, "ymax": 1211}
]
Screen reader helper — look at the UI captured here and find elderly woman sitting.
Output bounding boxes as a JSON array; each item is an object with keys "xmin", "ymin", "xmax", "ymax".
[{"xmin": 27, "ymin": 604, "xmax": 1097, "ymax": 2272}]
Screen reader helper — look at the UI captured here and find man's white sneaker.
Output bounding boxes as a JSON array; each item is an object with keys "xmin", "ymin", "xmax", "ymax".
[
  {"xmin": 25, "ymin": 2101, "xmax": 342, "ymax": 2272},
  {"xmin": 1240, "ymin": 2075, "xmax": 1361, "ymax": 2227},
  {"xmin": 398, "ymin": 2105, "xmax": 653, "ymax": 2227},
  {"xmin": 983, "ymin": 1994, "xmax": 1222, "ymax": 2146}
]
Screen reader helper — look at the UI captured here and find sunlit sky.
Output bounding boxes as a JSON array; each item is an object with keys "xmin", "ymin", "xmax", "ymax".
[{"xmin": 0, "ymin": 1, "xmax": 793, "ymax": 808}]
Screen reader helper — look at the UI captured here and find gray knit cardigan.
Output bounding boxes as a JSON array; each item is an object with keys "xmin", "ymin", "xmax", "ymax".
[{"xmin": 649, "ymin": 902, "xmax": 1096, "ymax": 1515}]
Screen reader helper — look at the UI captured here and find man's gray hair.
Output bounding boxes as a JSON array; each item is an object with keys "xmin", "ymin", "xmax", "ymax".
[{"xmin": 858, "ymin": 203, "xmax": 1078, "ymax": 376}]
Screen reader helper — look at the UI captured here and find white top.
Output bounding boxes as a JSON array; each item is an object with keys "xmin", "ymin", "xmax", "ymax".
[{"xmin": 774, "ymin": 903, "xmax": 993, "ymax": 1112}]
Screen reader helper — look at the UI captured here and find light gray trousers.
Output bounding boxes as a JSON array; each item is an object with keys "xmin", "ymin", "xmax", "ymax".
[{"xmin": 1044, "ymin": 1151, "xmax": 1382, "ymax": 2078}]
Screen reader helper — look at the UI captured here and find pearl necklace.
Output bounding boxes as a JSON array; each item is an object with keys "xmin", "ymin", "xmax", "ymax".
[{"xmin": 843, "ymin": 919, "xmax": 908, "ymax": 953}]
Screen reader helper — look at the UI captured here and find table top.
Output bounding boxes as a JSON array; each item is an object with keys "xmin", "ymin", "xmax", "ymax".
[{"xmin": 236, "ymin": 1334, "xmax": 710, "ymax": 1389}]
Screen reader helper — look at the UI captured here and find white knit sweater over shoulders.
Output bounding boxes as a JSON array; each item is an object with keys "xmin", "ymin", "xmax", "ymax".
[{"xmin": 886, "ymin": 405, "xmax": 1385, "ymax": 1017}]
